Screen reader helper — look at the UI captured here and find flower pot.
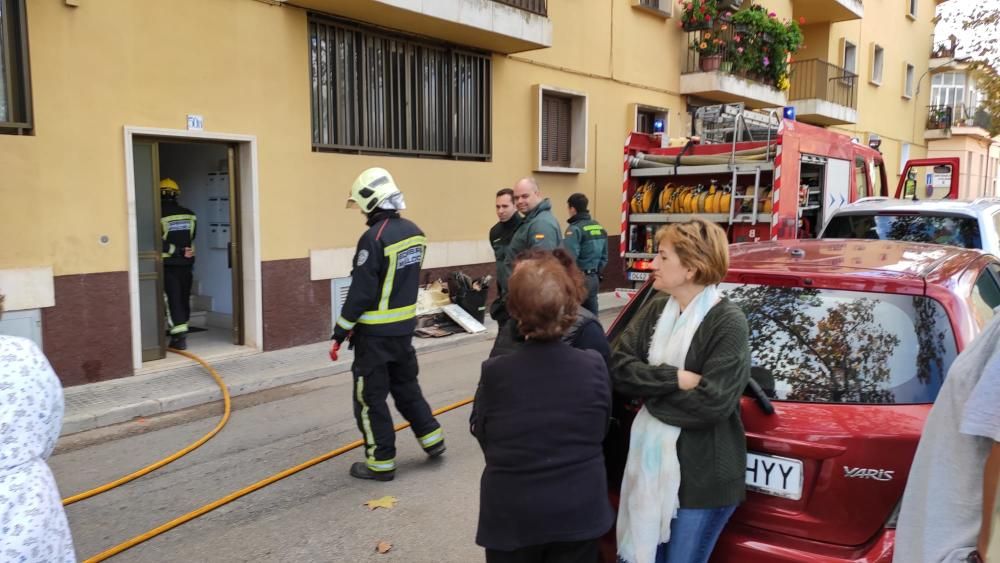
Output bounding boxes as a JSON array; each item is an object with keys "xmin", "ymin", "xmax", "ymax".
[
  {"xmin": 760, "ymin": 32, "xmax": 773, "ymax": 44},
  {"xmin": 683, "ymin": 17, "xmax": 713, "ymax": 31},
  {"xmin": 720, "ymin": 61, "xmax": 734, "ymax": 73},
  {"xmin": 700, "ymin": 55, "xmax": 723, "ymax": 72},
  {"xmin": 733, "ymin": 23, "xmax": 750, "ymax": 33},
  {"xmin": 719, "ymin": 11, "xmax": 733, "ymax": 22},
  {"xmin": 719, "ymin": 0, "xmax": 742, "ymax": 10}
]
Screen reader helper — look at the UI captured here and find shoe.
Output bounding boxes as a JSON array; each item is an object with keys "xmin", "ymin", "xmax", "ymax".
[
  {"xmin": 169, "ymin": 334, "xmax": 187, "ymax": 350},
  {"xmin": 350, "ymin": 462, "xmax": 395, "ymax": 482},
  {"xmin": 424, "ymin": 441, "xmax": 446, "ymax": 458}
]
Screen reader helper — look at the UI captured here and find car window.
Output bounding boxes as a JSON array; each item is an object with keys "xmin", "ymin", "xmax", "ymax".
[
  {"xmin": 993, "ymin": 211, "xmax": 1000, "ymax": 241},
  {"xmin": 822, "ymin": 213, "xmax": 982, "ymax": 250},
  {"xmin": 721, "ymin": 284, "xmax": 957, "ymax": 405},
  {"xmin": 970, "ymin": 265, "xmax": 1000, "ymax": 328}
]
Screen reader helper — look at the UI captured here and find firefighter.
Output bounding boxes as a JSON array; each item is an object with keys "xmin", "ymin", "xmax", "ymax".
[
  {"xmin": 563, "ymin": 193, "xmax": 607, "ymax": 315},
  {"xmin": 160, "ymin": 178, "xmax": 196, "ymax": 351},
  {"xmin": 330, "ymin": 167, "xmax": 445, "ymax": 482}
]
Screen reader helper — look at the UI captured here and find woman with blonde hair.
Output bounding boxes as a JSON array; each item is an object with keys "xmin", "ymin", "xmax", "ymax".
[
  {"xmin": 0, "ymin": 294, "xmax": 76, "ymax": 562},
  {"xmin": 611, "ymin": 219, "xmax": 750, "ymax": 563},
  {"xmin": 473, "ymin": 256, "xmax": 613, "ymax": 562}
]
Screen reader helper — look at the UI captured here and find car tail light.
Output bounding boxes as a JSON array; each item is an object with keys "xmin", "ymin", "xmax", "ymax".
[{"xmin": 634, "ymin": 260, "xmax": 655, "ymax": 271}]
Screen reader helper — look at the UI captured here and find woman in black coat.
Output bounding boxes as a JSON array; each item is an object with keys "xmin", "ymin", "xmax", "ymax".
[{"xmin": 471, "ymin": 255, "xmax": 614, "ymax": 563}]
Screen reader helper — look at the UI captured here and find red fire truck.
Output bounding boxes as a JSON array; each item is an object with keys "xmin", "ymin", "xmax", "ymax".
[{"xmin": 620, "ymin": 103, "xmax": 892, "ymax": 283}]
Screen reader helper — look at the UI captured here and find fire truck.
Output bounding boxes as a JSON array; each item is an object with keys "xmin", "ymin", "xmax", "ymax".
[{"xmin": 620, "ymin": 103, "xmax": 893, "ymax": 283}]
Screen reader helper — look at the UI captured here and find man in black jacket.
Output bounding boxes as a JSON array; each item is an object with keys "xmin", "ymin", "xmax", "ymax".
[
  {"xmin": 488, "ymin": 187, "xmax": 521, "ymax": 326},
  {"xmin": 160, "ymin": 178, "xmax": 196, "ymax": 350},
  {"xmin": 331, "ymin": 167, "xmax": 445, "ymax": 481}
]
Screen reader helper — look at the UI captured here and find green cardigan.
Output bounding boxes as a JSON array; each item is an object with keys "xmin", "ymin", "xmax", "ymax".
[{"xmin": 610, "ymin": 294, "xmax": 751, "ymax": 508}]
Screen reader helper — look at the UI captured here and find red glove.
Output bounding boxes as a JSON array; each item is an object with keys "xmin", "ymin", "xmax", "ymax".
[{"xmin": 329, "ymin": 340, "xmax": 342, "ymax": 362}]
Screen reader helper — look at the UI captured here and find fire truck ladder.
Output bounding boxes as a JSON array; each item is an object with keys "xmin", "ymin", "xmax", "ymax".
[
  {"xmin": 727, "ymin": 166, "xmax": 764, "ymax": 224},
  {"xmin": 696, "ymin": 103, "xmax": 780, "ymax": 165}
]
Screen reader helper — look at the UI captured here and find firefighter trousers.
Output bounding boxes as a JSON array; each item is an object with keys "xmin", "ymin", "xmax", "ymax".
[
  {"xmin": 164, "ymin": 265, "xmax": 193, "ymax": 335},
  {"xmin": 351, "ymin": 334, "xmax": 443, "ymax": 473}
]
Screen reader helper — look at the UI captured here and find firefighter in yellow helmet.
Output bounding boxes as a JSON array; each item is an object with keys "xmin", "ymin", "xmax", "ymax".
[
  {"xmin": 330, "ymin": 167, "xmax": 444, "ymax": 481},
  {"xmin": 160, "ymin": 178, "xmax": 196, "ymax": 350}
]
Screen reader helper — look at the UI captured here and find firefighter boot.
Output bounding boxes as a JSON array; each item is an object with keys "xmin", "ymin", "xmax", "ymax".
[
  {"xmin": 424, "ymin": 441, "xmax": 446, "ymax": 458},
  {"xmin": 350, "ymin": 462, "xmax": 395, "ymax": 482},
  {"xmin": 169, "ymin": 334, "xmax": 188, "ymax": 350}
]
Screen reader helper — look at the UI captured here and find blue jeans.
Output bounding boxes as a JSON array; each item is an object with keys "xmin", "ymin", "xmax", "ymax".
[{"xmin": 653, "ymin": 505, "xmax": 737, "ymax": 563}]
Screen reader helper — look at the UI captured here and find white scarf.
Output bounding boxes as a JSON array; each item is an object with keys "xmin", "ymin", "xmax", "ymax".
[{"xmin": 616, "ymin": 285, "xmax": 721, "ymax": 563}]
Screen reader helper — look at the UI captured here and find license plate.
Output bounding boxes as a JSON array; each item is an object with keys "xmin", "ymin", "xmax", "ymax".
[
  {"xmin": 627, "ymin": 271, "xmax": 650, "ymax": 282},
  {"xmin": 746, "ymin": 452, "xmax": 803, "ymax": 500}
]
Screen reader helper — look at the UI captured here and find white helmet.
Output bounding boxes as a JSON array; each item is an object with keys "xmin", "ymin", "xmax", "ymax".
[{"xmin": 348, "ymin": 167, "xmax": 403, "ymax": 213}]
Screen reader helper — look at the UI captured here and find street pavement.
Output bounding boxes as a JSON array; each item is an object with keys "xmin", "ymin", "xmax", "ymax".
[{"xmin": 51, "ymin": 310, "xmax": 619, "ymax": 562}]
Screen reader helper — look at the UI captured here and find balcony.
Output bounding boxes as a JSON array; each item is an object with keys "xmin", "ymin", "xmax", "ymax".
[
  {"xmin": 926, "ymin": 104, "xmax": 993, "ymax": 140},
  {"xmin": 791, "ymin": 0, "xmax": 863, "ymax": 24},
  {"xmin": 680, "ymin": 32, "xmax": 787, "ymax": 109},
  {"xmin": 787, "ymin": 59, "xmax": 858, "ymax": 125},
  {"xmin": 290, "ymin": 0, "xmax": 552, "ymax": 53}
]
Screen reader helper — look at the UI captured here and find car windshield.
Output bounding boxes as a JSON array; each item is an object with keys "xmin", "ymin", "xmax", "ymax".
[
  {"xmin": 823, "ymin": 213, "xmax": 982, "ymax": 250},
  {"xmin": 720, "ymin": 284, "xmax": 958, "ymax": 405}
]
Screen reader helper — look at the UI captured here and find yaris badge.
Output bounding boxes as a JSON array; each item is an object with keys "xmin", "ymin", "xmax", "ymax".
[{"xmin": 843, "ymin": 466, "xmax": 894, "ymax": 481}]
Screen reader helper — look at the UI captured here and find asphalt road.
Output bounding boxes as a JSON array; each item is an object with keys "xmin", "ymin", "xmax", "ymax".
[{"xmin": 51, "ymin": 311, "xmax": 617, "ymax": 563}]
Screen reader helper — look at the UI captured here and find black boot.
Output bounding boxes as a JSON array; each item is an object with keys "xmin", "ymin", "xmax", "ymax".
[
  {"xmin": 169, "ymin": 334, "xmax": 187, "ymax": 350},
  {"xmin": 424, "ymin": 441, "xmax": 446, "ymax": 458},
  {"xmin": 350, "ymin": 462, "xmax": 395, "ymax": 482}
]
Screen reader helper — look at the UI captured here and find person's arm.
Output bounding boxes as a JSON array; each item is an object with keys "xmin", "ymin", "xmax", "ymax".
[
  {"xmin": 333, "ymin": 233, "xmax": 381, "ymax": 342},
  {"xmin": 470, "ymin": 363, "xmax": 491, "ymax": 452},
  {"xmin": 978, "ymin": 442, "xmax": 1000, "ymax": 557},
  {"xmin": 645, "ymin": 318, "xmax": 751, "ymax": 429},
  {"xmin": 529, "ymin": 218, "xmax": 561, "ymax": 250},
  {"xmin": 563, "ymin": 224, "xmax": 582, "ymax": 260},
  {"xmin": 609, "ymin": 299, "xmax": 682, "ymax": 396}
]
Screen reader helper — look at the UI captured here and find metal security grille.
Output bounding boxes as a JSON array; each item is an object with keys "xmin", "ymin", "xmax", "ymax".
[
  {"xmin": 541, "ymin": 94, "xmax": 571, "ymax": 167},
  {"xmin": 0, "ymin": 0, "xmax": 32, "ymax": 135},
  {"xmin": 309, "ymin": 16, "xmax": 491, "ymax": 160}
]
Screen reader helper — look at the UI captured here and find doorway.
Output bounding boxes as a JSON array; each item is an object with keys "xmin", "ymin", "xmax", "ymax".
[{"xmin": 130, "ymin": 135, "xmax": 254, "ymax": 367}]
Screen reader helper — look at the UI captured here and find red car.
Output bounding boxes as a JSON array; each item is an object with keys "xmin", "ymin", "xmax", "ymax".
[{"xmin": 602, "ymin": 239, "xmax": 1000, "ymax": 562}]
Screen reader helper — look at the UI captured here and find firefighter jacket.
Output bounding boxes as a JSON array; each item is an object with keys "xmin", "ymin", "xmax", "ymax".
[
  {"xmin": 489, "ymin": 214, "xmax": 522, "ymax": 297},
  {"xmin": 334, "ymin": 210, "xmax": 425, "ymax": 340},
  {"xmin": 505, "ymin": 198, "xmax": 562, "ymax": 270},
  {"xmin": 563, "ymin": 212, "xmax": 608, "ymax": 274},
  {"xmin": 161, "ymin": 198, "xmax": 196, "ymax": 267}
]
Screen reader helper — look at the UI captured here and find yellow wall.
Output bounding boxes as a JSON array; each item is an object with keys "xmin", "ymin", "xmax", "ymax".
[
  {"xmin": 816, "ymin": 0, "xmax": 936, "ymax": 184},
  {"xmin": 0, "ymin": 0, "xmax": 910, "ymax": 279},
  {"xmin": 927, "ymin": 135, "xmax": 999, "ymax": 199}
]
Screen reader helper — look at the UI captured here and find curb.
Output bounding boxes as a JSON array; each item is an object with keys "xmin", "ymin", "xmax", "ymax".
[{"xmin": 61, "ymin": 329, "xmax": 497, "ymax": 436}]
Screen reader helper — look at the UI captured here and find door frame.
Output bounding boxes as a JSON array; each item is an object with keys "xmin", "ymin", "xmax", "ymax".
[{"xmin": 123, "ymin": 126, "xmax": 262, "ymax": 369}]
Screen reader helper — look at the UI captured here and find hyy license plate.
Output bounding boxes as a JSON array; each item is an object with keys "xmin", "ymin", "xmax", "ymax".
[
  {"xmin": 627, "ymin": 271, "xmax": 650, "ymax": 282},
  {"xmin": 746, "ymin": 452, "xmax": 803, "ymax": 500}
]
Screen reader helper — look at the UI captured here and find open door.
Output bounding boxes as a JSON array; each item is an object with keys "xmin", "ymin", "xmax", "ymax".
[
  {"xmin": 133, "ymin": 140, "xmax": 167, "ymax": 361},
  {"xmin": 227, "ymin": 146, "xmax": 245, "ymax": 346},
  {"xmin": 895, "ymin": 157, "xmax": 961, "ymax": 200}
]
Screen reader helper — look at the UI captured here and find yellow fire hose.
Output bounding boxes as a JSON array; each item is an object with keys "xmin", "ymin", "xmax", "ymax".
[
  {"xmin": 62, "ymin": 349, "xmax": 233, "ymax": 506},
  {"xmin": 69, "ymin": 346, "xmax": 474, "ymax": 562}
]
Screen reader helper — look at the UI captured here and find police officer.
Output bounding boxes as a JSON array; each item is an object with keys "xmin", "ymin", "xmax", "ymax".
[
  {"xmin": 330, "ymin": 167, "xmax": 445, "ymax": 482},
  {"xmin": 563, "ymin": 193, "xmax": 607, "ymax": 315},
  {"xmin": 160, "ymin": 178, "xmax": 196, "ymax": 350},
  {"xmin": 488, "ymin": 187, "xmax": 521, "ymax": 327}
]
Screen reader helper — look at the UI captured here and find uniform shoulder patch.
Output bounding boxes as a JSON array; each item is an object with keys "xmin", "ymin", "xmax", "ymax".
[
  {"xmin": 357, "ymin": 249, "xmax": 370, "ymax": 267},
  {"xmin": 534, "ymin": 234, "xmax": 545, "ymax": 240},
  {"xmin": 565, "ymin": 230, "xmax": 573, "ymax": 236}
]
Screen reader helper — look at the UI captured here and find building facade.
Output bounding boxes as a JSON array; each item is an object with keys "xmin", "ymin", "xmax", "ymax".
[{"xmin": 0, "ymin": 0, "xmax": 935, "ymax": 385}]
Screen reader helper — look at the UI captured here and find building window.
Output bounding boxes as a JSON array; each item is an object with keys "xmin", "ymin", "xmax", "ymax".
[
  {"xmin": 870, "ymin": 44, "xmax": 884, "ymax": 85},
  {"xmin": 903, "ymin": 63, "xmax": 915, "ymax": 99},
  {"xmin": 636, "ymin": 105, "xmax": 668, "ymax": 134},
  {"xmin": 900, "ymin": 143, "xmax": 911, "ymax": 174},
  {"xmin": 907, "ymin": 0, "xmax": 917, "ymax": 19},
  {"xmin": 0, "ymin": 0, "xmax": 32, "ymax": 135},
  {"xmin": 843, "ymin": 41, "xmax": 857, "ymax": 75},
  {"xmin": 931, "ymin": 71, "xmax": 967, "ymax": 108},
  {"xmin": 535, "ymin": 85, "xmax": 587, "ymax": 172},
  {"xmin": 632, "ymin": 0, "xmax": 672, "ymax": 17},
  {"xmin": 308, "ymin": 15, "xmax": 491, "ymax": 160}
]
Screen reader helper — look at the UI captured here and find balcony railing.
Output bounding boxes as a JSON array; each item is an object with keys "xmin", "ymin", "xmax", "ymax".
[
  {"xmin": 492, "ymin": 0, "xmax": 547, "ymax": 16},
  {"xmin": 927, "ymin": 104, "xmax": 993, "ymax": 131},
  {"xmin": 788, "ymin": 59, "xmax": 858, "ymax": 109}
]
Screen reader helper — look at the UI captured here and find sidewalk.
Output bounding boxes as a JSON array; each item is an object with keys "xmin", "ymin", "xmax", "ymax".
[{"xmin": 62, "ymin": 292, "xmax": 630, "ymax": 436}]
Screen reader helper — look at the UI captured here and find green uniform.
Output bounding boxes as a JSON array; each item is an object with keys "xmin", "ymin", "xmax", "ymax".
[{"xmin": 563, "ymin": 211, "xmax": 607, "ymax": 315}]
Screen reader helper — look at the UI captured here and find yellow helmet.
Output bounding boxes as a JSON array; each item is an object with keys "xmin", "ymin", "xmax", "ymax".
[
  {"xmin": 348, "ymin": 167, "xmax": 401, "ymax": 213},
  {"xmin": 160, "ymin": 178, "xmax": 180, "ymax": 196}
]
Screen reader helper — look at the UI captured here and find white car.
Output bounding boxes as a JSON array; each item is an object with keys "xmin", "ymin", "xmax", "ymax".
[{"xmin": 819, "ymin": 197, "xmax": 1000, "ymax": 257}]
